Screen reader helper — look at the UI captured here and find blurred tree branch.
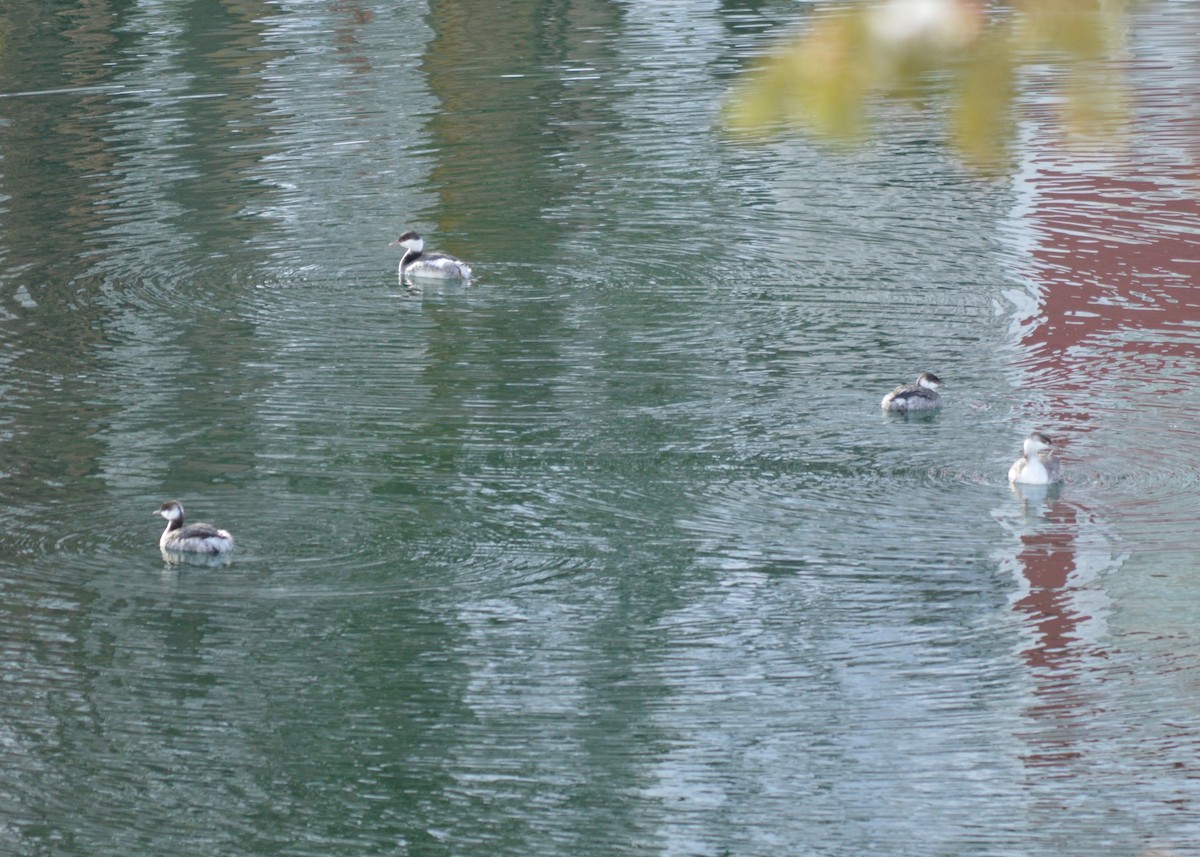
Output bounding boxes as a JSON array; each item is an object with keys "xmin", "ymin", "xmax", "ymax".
[{"xmin": 725, "ymin": 0, "xmax": 1132, "ymax": 172}]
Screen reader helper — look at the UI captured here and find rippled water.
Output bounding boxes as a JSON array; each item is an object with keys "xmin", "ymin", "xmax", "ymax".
[{"xmin": 3, "ymin": 1, "xmax": 1200, "ymax": 855}]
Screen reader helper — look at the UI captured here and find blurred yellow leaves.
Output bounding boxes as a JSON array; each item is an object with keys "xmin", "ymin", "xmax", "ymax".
[{"xmin": 726, "ymin": 0, "xmax": 1131, "ymax": 172}]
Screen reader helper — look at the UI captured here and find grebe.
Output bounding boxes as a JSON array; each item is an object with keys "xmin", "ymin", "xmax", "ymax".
[
  {"xmin": 391, "ymin": 231, "xmax": 472, "ymax": 283},
  {"xmin": 881, "ymin": 371, "xmax": 942, "ymax": 412},
  {"xmin": 1007, "ymin": 431, "xmax": 1063, "ymax": 485},
  {"xmin": 155, "ymin": 500, "xmax": 234, "ymax": 555}
]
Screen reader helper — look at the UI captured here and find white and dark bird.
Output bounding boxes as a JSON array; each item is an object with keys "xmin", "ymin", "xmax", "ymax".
[
  {"xmin": 881, "ymin": 371, "xmax": 943, "ymax": 412},
  {"xmin": 155, "ymin": 500, "xmax": 234, "ymax": 555},
  {"xmin": 1007, "ymin": 431, "xmax": 1063, "ymax": 485},
  {"xmin": 391, "ymin": 230, "xmax": 472, "ymax": 283}
]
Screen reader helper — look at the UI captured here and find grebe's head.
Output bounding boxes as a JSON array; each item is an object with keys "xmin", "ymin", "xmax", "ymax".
[
  {"xmin": 916, "ymin": 371, "xmax": 941, "ymax": 391},
  {"xmin": 392, "ymin": 231, "xmax": 424, "ymax": 253},
  {"xmin": 156, "ymin": 500, "xmax": 184, "ymax": 522},
  {"xmin": 1023, "ymin": 431, "xmax": 1054, "ymax": 455}
]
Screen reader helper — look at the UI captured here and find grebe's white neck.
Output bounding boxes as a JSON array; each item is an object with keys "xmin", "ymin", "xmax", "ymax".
[
  {"xmin": 1023, "ymin": 433, "xmax": 1052, "ymax": 457},
  {"xmin": 157, "ymin": 501, "xmax": 185, "ymax": 524},
  {"xmin": 913, "ymin": 371, "xmax": 941, "ymax": 392}
]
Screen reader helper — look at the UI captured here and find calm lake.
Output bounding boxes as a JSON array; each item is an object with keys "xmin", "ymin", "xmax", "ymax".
[{"xmin": 3, "ymin": 1, "xmax": 1200, "ymax": 855}]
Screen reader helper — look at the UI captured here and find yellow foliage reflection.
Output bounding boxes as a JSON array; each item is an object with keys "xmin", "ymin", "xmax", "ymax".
[{"xmin": 726, "ymin": 0, "xmax": 1131, "ymax": 172}]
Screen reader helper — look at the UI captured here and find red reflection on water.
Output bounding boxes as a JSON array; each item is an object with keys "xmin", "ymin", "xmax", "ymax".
[
  {"xmin": 1009, "ymin": 493, "xmax": 1097, "ymax": 768},
  {"xmin": 1003, "ymin": 109, "xmax": 1200, "ymax": 768},
  {"xmin": 1013, "ymin": 502, "xmax": 1082, "ymax": 669},
  {"xmin": 1016, "ymin": 161, "xmax": 1200, "ymax": 386}
]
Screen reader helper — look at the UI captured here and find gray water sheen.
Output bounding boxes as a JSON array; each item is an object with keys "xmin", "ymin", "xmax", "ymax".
[{"xmin": 2, "ymin": 2, "xmax": 1200, "ymax": 855}]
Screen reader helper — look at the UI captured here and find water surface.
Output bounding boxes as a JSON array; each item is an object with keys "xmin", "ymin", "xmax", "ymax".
[{"xmin": 2, "ymin": 2, "xmax": 1200, "ymax": 855}]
